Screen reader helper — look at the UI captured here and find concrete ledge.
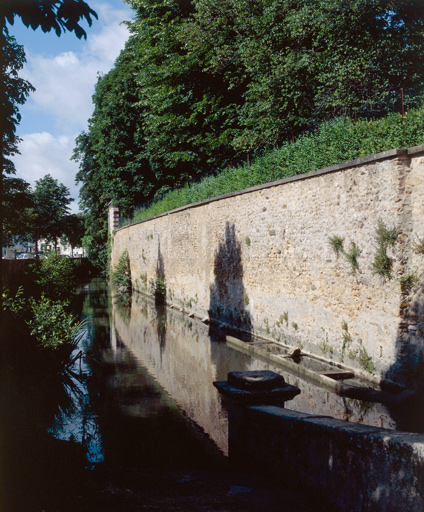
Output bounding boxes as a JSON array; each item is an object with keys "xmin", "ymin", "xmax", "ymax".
[{"xmin": 228, "ymin": 405, "xmax": 424, "ymax": 511}]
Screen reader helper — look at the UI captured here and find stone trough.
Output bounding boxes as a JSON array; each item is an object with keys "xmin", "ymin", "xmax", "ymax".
[{"xmin": 213, "ymin": 370, "xmax": 301, "ymax": 405}]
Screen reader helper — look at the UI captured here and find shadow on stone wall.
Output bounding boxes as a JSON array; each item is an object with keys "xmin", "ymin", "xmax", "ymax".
[
  {"xmin": 209, "ymin": 222, "xmax": 252, "ymax": 339},
  {"xmin": 384, "ymin": 282, "xmax": 424, "ymax": 431},
  {"xmin": 153, "ymin": 241, "xmax": 166, "ymax": 306}
]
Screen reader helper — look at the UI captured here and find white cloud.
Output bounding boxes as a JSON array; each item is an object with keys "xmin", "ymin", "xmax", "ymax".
[
  {"xmin": 88, "ymin": 20, "xmax": 130, "ymax": 64},
  {"xmin": 20, "ymin": 52, "xmax": 97, "ymax": 130},
  {"xmin": 19, "ymin": 1, "xmax": 131, "ymax": 133},
  {"xmin": 13, "ymin": 132, "xmax": 81, "ymax": 213}
]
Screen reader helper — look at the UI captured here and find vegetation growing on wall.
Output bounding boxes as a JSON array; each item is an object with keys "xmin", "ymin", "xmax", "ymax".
[
  {"xmin": 328, "ymin": 235, "xmax": 361, "ymax": 274},
  {"xmin": 372, "ymin": 220, "xmax": 399, "ymax": 278},
  {"xmin": 111, "ymin": 249, "xmax": 132, "ymax": 292},
  {"xmin": 126, "ymin": 110, "xmax": 424, "ymax": 225},
  {"xmin": 412, "ymin": 236, "xmax": 424, "ymax": 255},
  {"xmin": 399, "ymin": 272, "xmax": 420, "ymax": 294}
]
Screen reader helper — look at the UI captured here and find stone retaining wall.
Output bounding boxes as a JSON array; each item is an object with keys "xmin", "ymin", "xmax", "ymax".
[
  {"xmin": 111, "ymin": 146, "xmax": 424, "ymax": 385},
  {"xmin": 228, "ymin": 404, "xmax": 424, "ymax": 511}
]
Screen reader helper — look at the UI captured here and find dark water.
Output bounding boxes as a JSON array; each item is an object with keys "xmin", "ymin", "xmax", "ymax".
[{"xmin": 1, "ymin": 278, "xmax": 422, "ymax": 511}]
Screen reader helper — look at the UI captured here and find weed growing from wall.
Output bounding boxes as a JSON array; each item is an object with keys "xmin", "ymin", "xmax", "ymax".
[
  {"xmin": 400, "ymin": 271, "xmax": 419, "ymax": 293},
  {"xmin": 372, "ymin": 246, "xmax": 394, "ymax": 278},
  {"xmin": 375, "ymin": 219, "xmax": 399, "ymax": 247},
  {"xmin": 328, "ymin": 235, "xmax": 361, "ymax": 274},
  {"xmin": 245, "ymin": 236, "xmax": 251, "ymax": 247},
  {"xmin": 412, "ymin": 236, "xmax": 424, "ymax": 255},
  {"xmin": 371, "ymin": 220, "xmax": 399, "ymax": 279},
  {"xmin": 357, "ymin": 347, "xmax": 375, "ymax": 373},
  {"xmin": 345, "ymin": 241, "xmax": 361, "ymax": 273},
  {"xmin": 328, "ymin": 235, "xmax": 345, "ymax": 257}
]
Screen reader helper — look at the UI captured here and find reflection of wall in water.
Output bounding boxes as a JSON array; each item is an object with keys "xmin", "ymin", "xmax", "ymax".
[
  {"xmin": 112, "ymin": 292, "xmax": 251, "ymax": 455},
  {"xmin": 113, "ymin": 292, "xmax": 397, "ymax": 448}
]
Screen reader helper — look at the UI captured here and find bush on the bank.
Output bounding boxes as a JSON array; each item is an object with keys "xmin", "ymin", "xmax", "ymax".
[
  {"xmin": 33, "ymin": 253, "xmax": 78, "ymax": 301},
  {"xmin": 2, "ymin": 287, "xmax": 85, "ymax": 353},
  {"xmin": 27, "ymin": 295, "xmax": 85, "ymax": 351}
]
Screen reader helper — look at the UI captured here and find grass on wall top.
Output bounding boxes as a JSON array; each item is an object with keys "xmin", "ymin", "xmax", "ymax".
[{"xmin": 126, "ymin": 106, "xmax": 424, "ymax": 225}]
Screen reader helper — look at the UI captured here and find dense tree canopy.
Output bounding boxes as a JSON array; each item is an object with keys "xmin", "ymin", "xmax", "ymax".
[
  {"xmin": 187, "ymin": 0, "xmax": 424, "ymax": 148},
  {"xmin": 2, "ymin": 175, "xmax": 32, "ymax": 246},
  {"xmin": 29, "ymin": 174, "xmax": 73, "ymax": 253},
  {"xmin": 74, "ymin": 0, "xmax": 424, "ymax": 269}
]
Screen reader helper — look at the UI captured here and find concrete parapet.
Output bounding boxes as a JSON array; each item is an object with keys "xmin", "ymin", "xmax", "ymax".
[{"xmin": 228, "ymin": 405, "xmax": 424, "ymax": 511}]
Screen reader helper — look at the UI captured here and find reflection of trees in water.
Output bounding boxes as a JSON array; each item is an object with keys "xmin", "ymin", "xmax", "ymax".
[
  {"xmin": 209, "ymin": 222, "xmax": 252, "ymax": 338},
  {"xmin": 155, "ymin": 304, "xmax": 167, "ymax": 356},
  {"xmin": 154, "ymin": 241, "xmax": 167, "ymax": 353},
  {"xmin": 114, "ymin": 290, "xmax": 132, "ymax": 324}
]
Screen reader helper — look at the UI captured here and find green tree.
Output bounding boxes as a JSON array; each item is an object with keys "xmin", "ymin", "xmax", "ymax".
[
  {"xmin": 2, "ymin": 175, "xmax": 33, "ymax": 248},
  {"xmin": 74, "ymin": 0, "xmax": 244, "ymax": 268},
  {"xmin": 73, "ymin": 129, "xmax": 110, "ymax": 270},
  {"xmin": 34, "ymin": 252, "xmax": 78, "ymax": 301},
  {"xmin": 186, "ymin": 0, "xmax": 424, "ymax": 149},
  {"xmin": 61, "ymin": 213, "xmax": 85, "ymax": 257},
  {"xmin": 127, "ymin": 0, "xmax": 242, "ymax": 186},
  {"xmin": 29, "ymin": 174, "xmax": 73, "ymax": 255},
  {"xmin": 0, "ymin": 33, "xmax": 34, "ymax": 256}
]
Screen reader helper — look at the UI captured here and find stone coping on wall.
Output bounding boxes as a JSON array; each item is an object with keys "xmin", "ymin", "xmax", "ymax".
[{"xmin": 116, "ymin": 144, "xmax": 424, "ymax": 231}]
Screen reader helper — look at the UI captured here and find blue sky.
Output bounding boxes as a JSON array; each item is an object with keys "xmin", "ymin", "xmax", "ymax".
[{"xmin": 8, "ymin": 0, "xmax": 134, "ymax": 212}]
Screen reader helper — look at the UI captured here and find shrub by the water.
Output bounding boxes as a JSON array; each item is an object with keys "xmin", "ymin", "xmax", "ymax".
[
  {"xmin": 33, "ymin": 252, "xmax": 78, "ymax": 301},
  {"xmin": 3, "ymin": 287, "xmax": 85, "ymax": 355},
  {"xmin": 27, "ymin": 295, "xmax": 85, "ymax": 351}
]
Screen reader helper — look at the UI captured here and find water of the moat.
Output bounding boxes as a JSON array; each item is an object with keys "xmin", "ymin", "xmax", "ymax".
[{"xmin": 2, "ymin": 278, "xmax": 422, "ymax": 511}]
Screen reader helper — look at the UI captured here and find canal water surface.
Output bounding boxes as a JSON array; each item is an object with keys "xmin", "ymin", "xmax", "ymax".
[{"xmin": 3, "ymin": 278, "xmax": 422, "ymax": 511}]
